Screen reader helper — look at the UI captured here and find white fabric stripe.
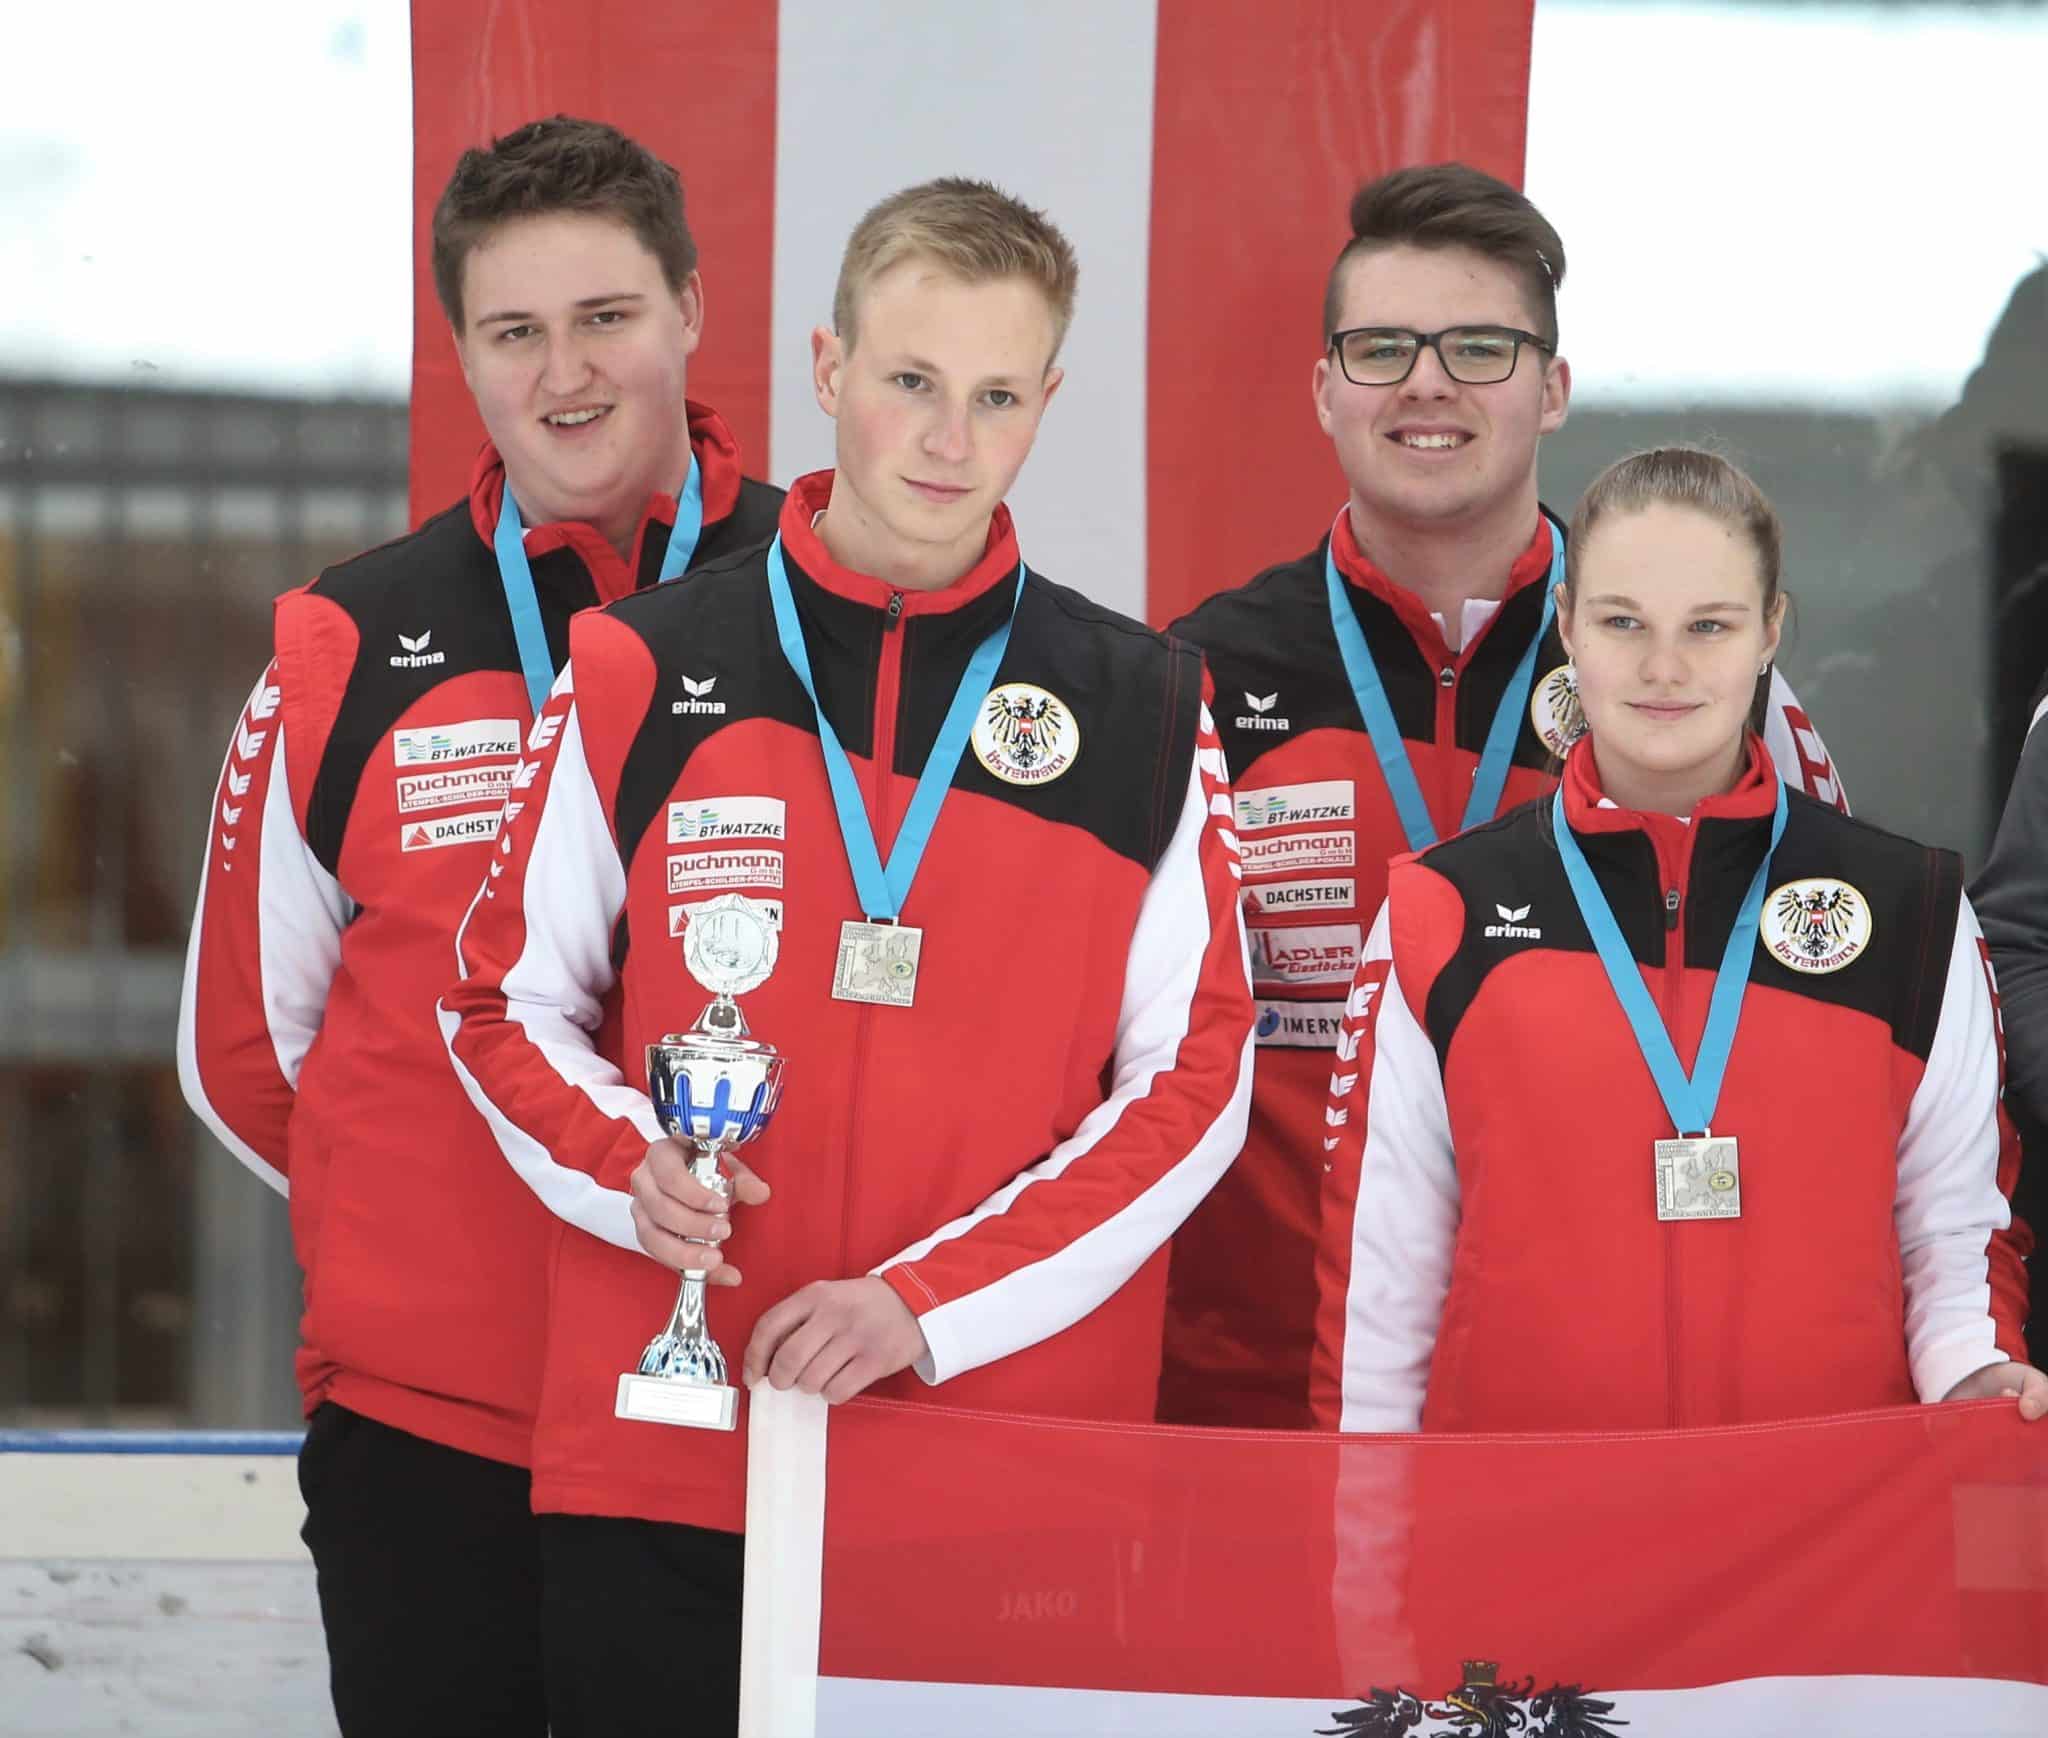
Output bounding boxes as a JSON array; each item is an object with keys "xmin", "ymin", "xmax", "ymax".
[
  {"xmin": 174, "ymin": 678, "xmax": 347, "ymax": 1199},
  {"xmin": 1762, "ymin": 669, "xmax": 1846, "ymax": 810},
  {"xmin": 1896, "ymin": 893, "xmax": 2012, "ymax": 1400},
  {"xmin": 252, "ymin": 714, "xmax": 350, "ymax": 1090},
  {"xmin": 817, "ymin": 1675, "xmax": 2048, "ymax": 1737},
  {"xmin": 884, "ymin": 754, "xmax": 1254, "ymax": 1384},
  {"xmin": 768, "ymin": 0, "xmax": 1158, "ymax": 619},
  {"xmin": 1338, "ymin": 904, "xmax": 1458, "ymax": 1435},
  {"xmin": 738, "ymin": 1387, "xmax": 827, "ymax": 1738},
  {"xmin": 439, "ymin": 695, "xmax": 648, "ymax": 1252}
]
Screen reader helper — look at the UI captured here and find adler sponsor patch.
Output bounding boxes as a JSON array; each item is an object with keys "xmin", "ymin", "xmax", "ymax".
[
  {"xmin": 668, "ymin": 797, "xmax": 787, "ymax": 843},
  {"xmin": 1240, "ymin": 829, "xmax": 1356, "ymax": 875},
  {"xmin": 1241, "ymin": 877, "xmax": 1355, "ymax": 914},
  {"xmin": 1234, "ymin": 779, "xmax": 1355, "ymax": 832},
  {"xmin": 393, "ymin": 719, "xmax": 522, "ymax": 766},
  {"xmin": 1252, "ymin": 998, "xmax": 1347, "ymax": 1048},
  {"xmin": 671, "ymin": 898, "xmax": 782, "ymax": 937},
  {"xmin": 1529, "ymin": 664, "xmax": 1585, "ymax": 758},
  {"xmin": 972, "ymin": 683, "xmax": 1080, "ymax": 785},
  {"xmin": 1249, "ymin": 923, "xmax": 1363, "ymax": 988},
  {"xmin": 397, "ymin": 765, "xmax": 514, "ymax": 815},
  {"xmin": 399, "ymin": 810, "xmax": 501, "ymax": 852},
  {"xmin": 667, "ymin": 850, "xmax": 785, "ymax": 895},
  {"xmin": 1761, "ymin": 878, "xmax": 1873, "ymax": 973}
]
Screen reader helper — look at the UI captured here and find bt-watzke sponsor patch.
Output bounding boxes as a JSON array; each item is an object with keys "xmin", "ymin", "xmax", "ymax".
[
  {"xmin": 1233, "ymin": 779, "xmax": 1355, "ymax": 832},
  {"xmin": 668, "ymin": 797, "xmax": 787, "ymax": 843},
  {"xmin": 392, "ymin": 719, "xmax": 522, "ymax": 766}
]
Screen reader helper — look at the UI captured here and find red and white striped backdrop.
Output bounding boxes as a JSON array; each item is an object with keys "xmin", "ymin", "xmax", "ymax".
[{"xmin": 409, "ymin": 1, "xmax": 1532, "ymax": 627}]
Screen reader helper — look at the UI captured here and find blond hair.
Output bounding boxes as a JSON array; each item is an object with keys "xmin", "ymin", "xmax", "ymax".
[
  {"xmin": 832, "ymin": 177, "xmax": 1078, "ymax": 363},
  {"xmin": 1565, "ymin": 446, "xmax": 1785, "ymax": 733}
]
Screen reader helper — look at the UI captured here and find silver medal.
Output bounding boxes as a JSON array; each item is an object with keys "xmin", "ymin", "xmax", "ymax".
[
  {"xmin": 831, "ymin": 919, "xmax": 923, "ymax": 1007},
  {"xmin": 1654, "ymin": 1135, "xmax": 1741, "ymax": 1221}
]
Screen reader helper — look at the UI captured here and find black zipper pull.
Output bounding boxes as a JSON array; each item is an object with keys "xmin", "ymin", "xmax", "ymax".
[
  {"xmin": 884, "ymin": 593, "xmax": 904, "ymax": 630},
  {"xmin": 1664, "ymin": 887, "xmax": 1681, "ymax": 930}
]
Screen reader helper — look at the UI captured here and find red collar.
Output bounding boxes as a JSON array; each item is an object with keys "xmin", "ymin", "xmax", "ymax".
[
  {"xmin": 776, "ymin": 470, "xmax": 1023, "ymax": 616},
  {"xmin": 1560, "ymin": 734, "xmax": 1781, "ymax": 838},
  {"xmin": 1329, "ymin": 509, "xmax": 1555, "ymax": 655},
  {"xmin": 464, "ymin": 398, "xmax": 746, "ymax": 604}
]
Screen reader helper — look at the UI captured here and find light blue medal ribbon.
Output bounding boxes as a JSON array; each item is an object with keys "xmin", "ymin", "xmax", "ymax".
[
  {"xmin": 1324, "ymin": 515, "xmax": 1563, "ymax": 851},
  {"xmin": 765, "ymin": 534, "xmax": 1023, "ymax": 922},
  {"xmin": 1550, "ymin": 777, "xmax": 1787, "ymax": 1137},
  {"xmin": 493, "ymin": 456, "xmax": 704, "ymax": 715}
]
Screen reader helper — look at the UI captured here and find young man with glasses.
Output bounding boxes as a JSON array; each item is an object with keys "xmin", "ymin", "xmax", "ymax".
[{"xmin": 1156, "ymin": 163, "xmax": 1850, "ymax": 1431}]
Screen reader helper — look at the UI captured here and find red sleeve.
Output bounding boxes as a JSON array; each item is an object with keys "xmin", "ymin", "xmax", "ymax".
[{"xmin": 175, "ymin": 659, "xmax": 349, "ymax": 1192}]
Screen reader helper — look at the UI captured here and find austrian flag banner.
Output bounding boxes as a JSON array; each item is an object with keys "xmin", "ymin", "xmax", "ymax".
[
  {"xmin": 739, "ymin": 1390, "xmax": 2048, "ymax": 1737},
  {"xmin": 410, "ymin": 0, "xmax": 1535, "ymax": 627}
]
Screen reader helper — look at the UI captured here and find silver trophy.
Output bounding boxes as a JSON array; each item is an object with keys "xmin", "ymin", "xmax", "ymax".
[{"xmin": 615, "ymin": 894, "xmax": 787, "ymax": 1432}]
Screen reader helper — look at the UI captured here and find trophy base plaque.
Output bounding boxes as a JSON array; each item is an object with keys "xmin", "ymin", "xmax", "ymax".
[{"xmin": 615, "ymin": 1371, "xmax": 739, "ymax": 1432}]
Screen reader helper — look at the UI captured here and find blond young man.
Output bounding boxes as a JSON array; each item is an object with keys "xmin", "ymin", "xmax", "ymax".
[
  {"xmin": 177, "ymin": 117, "xmax": 780, "ymax": 1736},
  {"xmin": 440, "ymin": 178, "xmax": 1254, "ymax": 1736}
]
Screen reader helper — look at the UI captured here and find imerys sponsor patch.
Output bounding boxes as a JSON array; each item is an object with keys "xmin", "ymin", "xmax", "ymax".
[
  {"xmin": 1761, "ymin": 877, "xmax": 1872, "ymax": 974},
  {"xmin": 972, "ymin": 683, "xmax": 1079, "ymax": 786}
]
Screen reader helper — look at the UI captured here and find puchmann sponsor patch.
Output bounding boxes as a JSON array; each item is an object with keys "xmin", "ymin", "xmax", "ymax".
[
  {"xmin": 393, "ymin": 719, "xmax": 522, "ymax": 767},
  {"xmin": 667, "ymin": 850, "xmax": 786, "ymax": 894},
  {"xmin": 668, "ymin": 797, "xmax": 787, "ymax": 844},
  {"xmin": 399, "ymin": 810, "xmax": 501, "ymax": 852},
  {"xmin": 397, "ymin": 765, "xmax": 514, "ymax": 815},
  {"xmin": 1233, "ymin": 779, "xmax": 1356, "ymax": 832},
  {"xmin": 1241, "ymin": 830, "xmax": 1356, "ymax": 875}
]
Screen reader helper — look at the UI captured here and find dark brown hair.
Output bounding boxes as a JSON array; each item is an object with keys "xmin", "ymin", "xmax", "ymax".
[
  {"xmin": 431, "ymin": 116, "xmax": 696, "ymax": 330},
  {"xmin": 1324, "ymin": 163, "xmax": 1564, "ymax": 347},
  {"xmin": 833, "ymin": 177, "xmax": 1079, "ymax": 362},
  {"xmin": 1565, "ymin": 446, "xmax": 1785, "ymax": 734}
]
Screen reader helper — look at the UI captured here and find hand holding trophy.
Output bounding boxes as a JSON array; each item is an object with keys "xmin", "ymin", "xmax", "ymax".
[{"xmin": 615, "ymin": 893, "xmax": 787, "ymax": 1432}]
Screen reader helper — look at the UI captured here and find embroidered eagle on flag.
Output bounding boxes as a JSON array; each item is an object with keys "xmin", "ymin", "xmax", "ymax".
[{"xmin": 1319, "ymin": 1659, "xmax": 1626, "ymax": 1737}]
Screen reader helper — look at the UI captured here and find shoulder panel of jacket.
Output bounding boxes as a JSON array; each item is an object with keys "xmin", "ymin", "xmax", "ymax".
[{"xmin": 290, "ymin": 501, "xmax": 514, "ymax": 874}]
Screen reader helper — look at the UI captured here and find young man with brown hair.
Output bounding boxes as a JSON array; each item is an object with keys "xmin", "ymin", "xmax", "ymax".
[
  {"xmin": 440, "ymin": 176, "xmax": 1254, "ymax": 1736},
  {"xmin": 176, "ymin": 116, "xmax": 781, "ymax": 1736},
  {"xmin": 1157, "ymin": 162, "xmax": 1850, "ymax": 1432}
]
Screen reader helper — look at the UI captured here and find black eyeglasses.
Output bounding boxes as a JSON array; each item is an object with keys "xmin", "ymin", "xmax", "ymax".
[{"xmin": 1327, "ymin": 325, "xmax": 1555, "ymax": 387}]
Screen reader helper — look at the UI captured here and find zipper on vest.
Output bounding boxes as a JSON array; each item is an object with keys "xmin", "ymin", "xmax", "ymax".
[
  {"xmin": 1662, "ymin": 860, "xmax": 1687, "ymax": 1429},
  {"xmin": 838, "ymin": 607, "xmax": 908, "ymax": 1275},
  {"xmin": 1433, "ymin": 663, "xmax": 1458, "ymax": 832}
]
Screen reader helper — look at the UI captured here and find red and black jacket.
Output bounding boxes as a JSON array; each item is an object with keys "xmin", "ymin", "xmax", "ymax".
[
  {"xmin": 1161, "ymin": 510, "xmax": 1851, "ymax": 1428},
  {"xmin": 175, "ymin": 402, "xmax": 782, "ymax": 1465},
  {"xmin": 439, "ymin": 472, "xmax": 1255, "ymax": 1531},
  {"xmin": 1315, "ymin": 738, "xmax": 2029, "ymax": 1433}
]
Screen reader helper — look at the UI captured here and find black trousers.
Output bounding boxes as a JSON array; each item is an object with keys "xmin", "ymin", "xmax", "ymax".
[
  {"xmin": 298, "ymin": 1402, "xmax": 546, "ymax": 1738},
  {"xmin": 539, "ymin": 1512, "xmax": 745, "ymax": 1738}
]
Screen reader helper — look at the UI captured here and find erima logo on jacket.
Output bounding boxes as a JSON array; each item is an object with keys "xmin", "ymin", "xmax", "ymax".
[
  {"xmin": 1235, "ymin": 690, "xmax": 1291, "ymax": 732},
  {"xmin": 672, "ymin": 674, "xmax": 728, "ymax": 716},
  {"xmin": 389, "ymin": 630, "xmax": 446, "ymax": 669},
  {"xmin": 1484, "ymin": 902, "xmax": 1542, "ymax": 940}
]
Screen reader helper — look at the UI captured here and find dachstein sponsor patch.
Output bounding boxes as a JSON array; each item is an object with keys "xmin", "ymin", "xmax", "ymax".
[
  {"xmin": 671, "ymin": 899, "xmax": 783, "ymax": 937},
  {"xmin": 396, "ymin": 765, "xmax": 514, "ymax": 815},
  {"xmin": 399, "ymin": 810, "xmax": 501, "ymax": 852},
  {"xmin": 668, "ymin": 797, "xmax": 787, "ymax": 844},
  {"xmin": 667, "ymin": 850, "xmax": 785, "ymax": 895},
  {"xmin": 1234, "ymin": 779, "xmax": 1355, "ymax": 832},
  {"xmin": 1249, "ymin": 924, "xmax": 1363, "ymax": 988},
  {"xmin": 1252, "ymin": 998, "xmax": 1347, "ymax": 1048},
  {"xmin": 1242, "ymin": 877, "xmax": 1354, "ymax": 914},
  {"xmin": 392, "ymin": 719, "xmax": 522, "ymax": 767},
  {"xmin": 1240, "ymin": 829, "xmax": 1356, "ymax": 876}
]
